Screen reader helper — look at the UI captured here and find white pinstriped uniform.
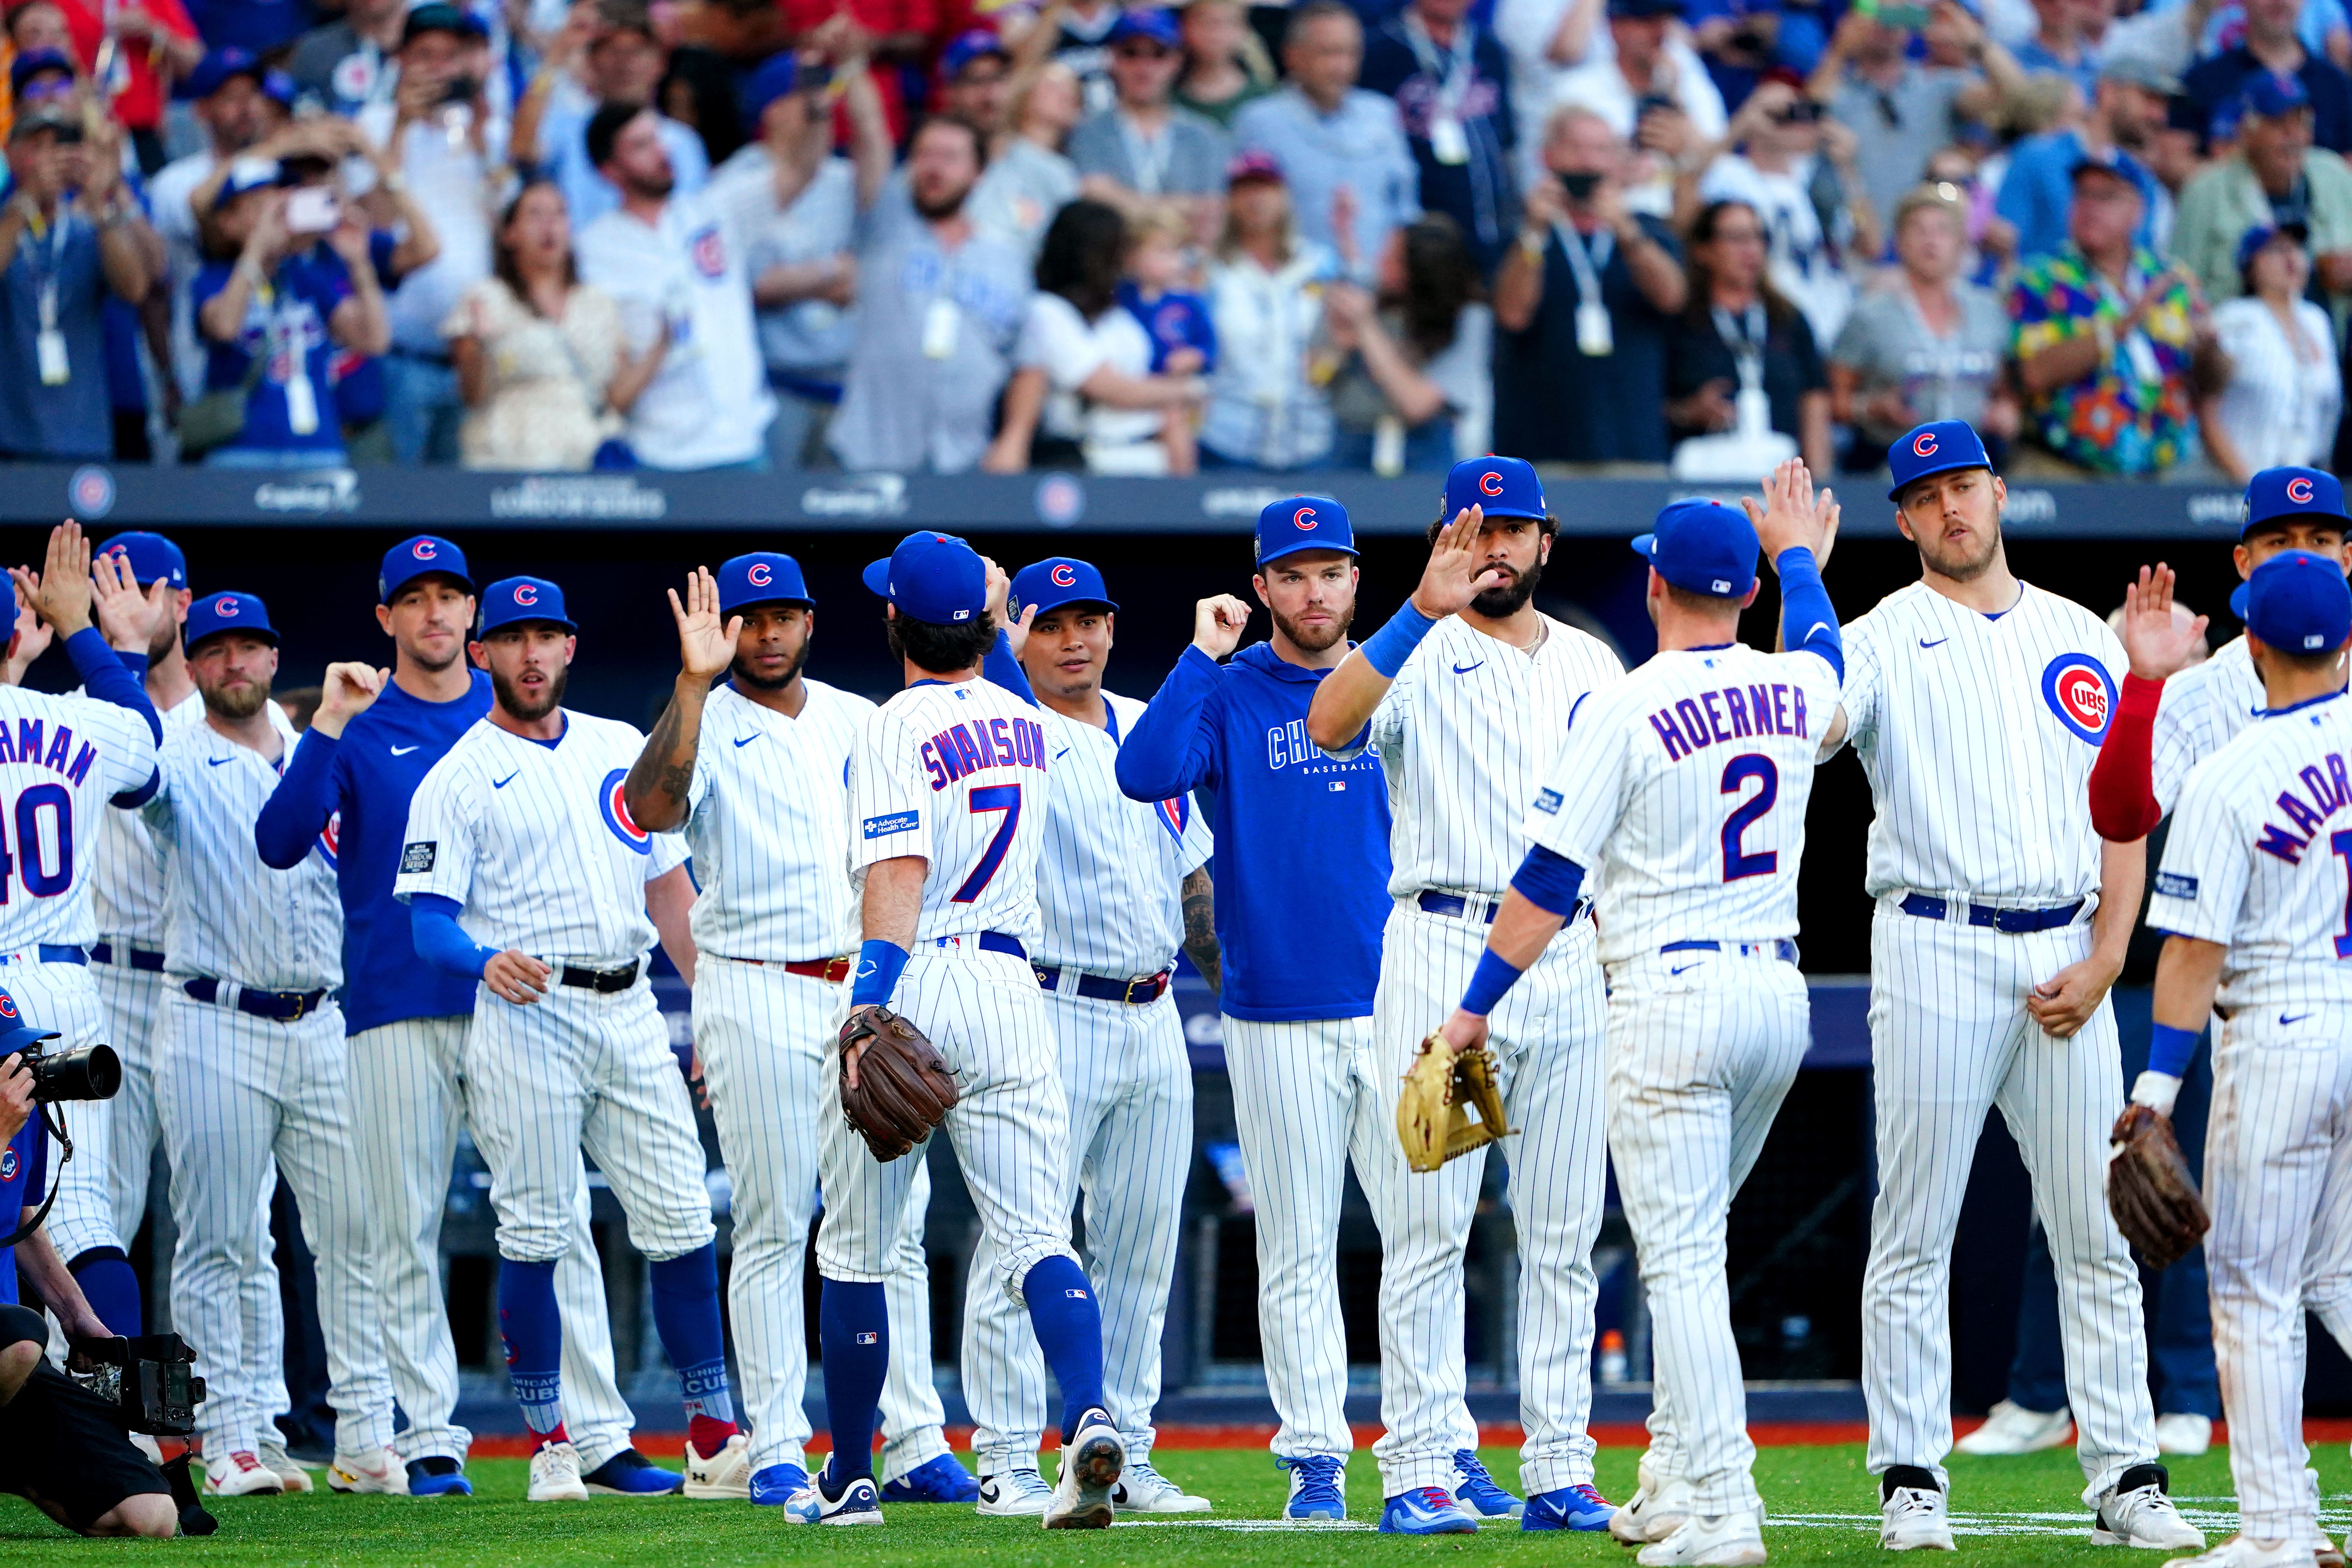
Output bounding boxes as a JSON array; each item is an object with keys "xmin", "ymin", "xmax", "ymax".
[
  {"xmin": 1527, "ymin": 644, "xmax": 1840, "ymax": 1515},
  {"xmin": 140, "ymin": 706, "xmax": 392, "ymax": 1461},
  {"xmin": 1331, "ymin": 612, "xmax": 1622, "ymax": 1498},
  {"xmin": 1839, "ymin": 581, "xmax": 2156, "ymax": 1502},
  {"xmin": 815, "ymin": 677, "xmax": 1078, "ymax": 1320},
  {"xmin": 394, "ymin": 712, "xmax": 715, "ymax": 1271},
  {"xmin": 675, "ymin": 677, "xmax": 950, "ymax": 1484},
  {"xmin": 962, "ymin": 690, "xmax": 1213, "ymax": 1476}
]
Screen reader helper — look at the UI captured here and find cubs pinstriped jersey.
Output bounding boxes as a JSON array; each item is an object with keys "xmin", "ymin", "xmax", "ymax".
[
  {"xmin": 1528, "ymin": 645, "xmax": 1841, "ymax": 963},
  {"xmin": 1331, "ymin": 613, "xmax": 1625, "ymax": 900},
  {"xmin": 90, "ymin": 689, "xmax": 202, "ymax": 944},
  {"xmin": 1839, "ymin": 581, "xmax": 2126, "ymax": 902},
  {"xmin": 2148, "ymin": 691, "xmax": 2352, "ymax": 1011},
  {"xmin": 0, "ymin": 687, "xmax": 156, "ymax": 951},
  {"xmin": 2152, "ymin": 635, "xmax": 2264, "ymax": 815},
  {"xmin": 679, "ymin": 678, "xmax": 874, "ymax": 963},
  {"xmin": 849, "ymin": 676, "xmax": 1050, "ymax": 947},
  {"xmin": 1034, "ymin": 690, "xmax": 1213, "ymax": 977},
  {"xmin": 394, "ymin": 711, "xmax": 689, "ymax": 966},
  {"xmin": 141, "ymin": 705, "xmax": 341, "ymax": 990}
]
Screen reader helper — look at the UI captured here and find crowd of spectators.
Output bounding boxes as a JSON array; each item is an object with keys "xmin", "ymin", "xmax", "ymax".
[{"xmin": 4, "ymin": 0, "xmax": 2352, "ymax": 479}]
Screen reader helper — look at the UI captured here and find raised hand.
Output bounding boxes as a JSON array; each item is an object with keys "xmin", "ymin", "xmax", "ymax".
[
  {"xmin": 30, "ymin": 521, "xmax": 95, "ymax": 637},
  {"xmin": 2, "ymin": 578, "xmax": 52, "ymax": 686},
  {"xmin": 1192, "ymin": 594, "xmax": 1252, "ymax": 660},
  {"xmin": 310, "ymin": 662, "xmax": 388, "ymax": 739},
  {"xmin": 2118, "ymin": 563, "xmax": 2209, "ymax": 682},
  {"xmin": 981, "ymin": 557, "xmax": 1036, "ymax": 660},
  {"xmin": 1410, "ymin": 505, "xmax": 1508, "ymax": 619},
  {"xmin": 1743, "ymin": 458, "xmax": 1840, "ymax": 569},
  {"xmin": 669, "ymin": 566, "xmax": 742, "ymax": 682},
  {"xmin": 89, "ymin": 547, "xmax": 162, "ymax": 654}
]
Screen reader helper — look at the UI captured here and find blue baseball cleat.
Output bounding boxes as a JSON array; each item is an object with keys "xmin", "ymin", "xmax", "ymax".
[
  {"xmin": 1452, "ymin": 1451, "xmax": 1523, "ymax": 1519},
  {"xmin": 405, "ymin": 1457, "xmax": 473, "ymax": 1497},
  {"xmin": 581, "ymin": 1448, "xmax": 684, "ymax": 1495},
  {"xmin": 881, "ymin": 1454, "xmax": 981, "ymax": 1503},
  {"xmin": 1278, "ymin": 1455, "xmax": 1347, "ymax": 1521},
  {"xmin": 750, "ymin": 1463, "xmax": 811, "ymax": 1507},
  {"xmin": 1523, "ymin": 1482, "xmax": 1618, "ymax": 1531},
  {"xmin": 1380, "ymin": 1486, "xmax": 1479, "ymax": 1534}
]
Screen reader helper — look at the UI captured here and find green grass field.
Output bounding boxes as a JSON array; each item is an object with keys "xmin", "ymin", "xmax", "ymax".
[{"xmin": 0, "ymin": 1442, "xmax": 2336, "ymax": 1564}]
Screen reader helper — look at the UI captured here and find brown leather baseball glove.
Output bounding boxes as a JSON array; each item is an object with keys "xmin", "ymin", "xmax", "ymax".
[
  {"xmin": 837, "ymin": 1007, "xmax": 959, "ymax": 1163},
  {"xmin": 2107, "ymin": 1102, "xmax": 2209, "ymax": 1268},
  {"xmin": 1397, "ymin": 1031, "xmax": 1515, "ymax": 1174}
]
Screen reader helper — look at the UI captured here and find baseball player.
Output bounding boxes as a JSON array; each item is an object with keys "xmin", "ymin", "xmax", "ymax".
[
  {"xmin": 1426, "ymin": 474, "xmax": 1844, "ymax": 1567},
  {"xmin": 394, "ymin": 576, "xmax": 739, "ymax": 1505},
  {"xmin": 955, "ymin": 555, "xmax": 1218, "ymax": 1516},
  {"xmin": 797, "ymin": 530, "xmax": 1121, "ymax": 1530},
  {"xmin": 621, "ymin": 554, "xmax": 969, "ymax": 1507},
  {"xmin": 2135, "ymin": 551, "xmax": 2352, "ymax": 1568},
  {"xmin": 252, "ymin": 538, "xmax": 657, "ymax": 1499},
  {"xmin": 1833, "ymin": 421, "xmax": 2200, "ymax": 1551},
  {"xmin": 1303, "ymin": 458, "xmax": 1623, "ymax": 1535},
  {"xmin": 135, "ymin": 589, "xmax": 402, "ymax": 1498},
  {"xmin": 1121, "ymin": 498, "xmax": 1477, "ymax": 1523}
]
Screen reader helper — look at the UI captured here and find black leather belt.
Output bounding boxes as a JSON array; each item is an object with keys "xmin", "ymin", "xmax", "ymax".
[
  {"xmin": 1418, "ymin": 890, "xmax": 1591, "ymax": 925},
  {"xmin": 184, "ymin": 976, "xmax": 329, "ymax": 1021},
  {"xmin": 559, "ymin": 960, "xmax": 640, "ymax": 993},
  {"xmin": 91, "ymin": 942, "xmax": 166, "ymax": 972},
  {"xmin": 1661, "ymin": 939, "xmax": 1798, "ymax": 963},
  {"xmin": 1899, "ymin": 893, "xmax": 2084, "ymax": 934},
  {"xmin": 1036, "ymin": 965, "xmax": 1170, "ymax": 1004}
]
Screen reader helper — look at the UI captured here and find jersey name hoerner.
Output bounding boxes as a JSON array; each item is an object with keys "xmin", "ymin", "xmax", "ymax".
[
  {"xmin": 2152, "ymin": 635, "xmax": 2264, "ymax": 815},
  {"xmin": 1328, "ymin": 613, "xmax": 1624, "ymax": 901},
  {"xmin": 850, "ymin": 677, "xmax": 1050, "ymax": 948},
  {"xmin": 1035, "ymin": 690, "xmax": 1213, "ymax": 978},
  {"xmin": 90, "ymin": 688, "xmax": 203, "ymax": 946},
  {"xmin": 393, "ymin": 710, "xmax": 689, "ymax": 967},
  {"xmin": 2148, "ymin": 692, "xmax": 2352, "ymax": 1012},
  {"xmin": 0, "ymin": 687, "xmax": 158, "ymax": 951},
  {"xmin": 1527, "ymin": 645, "xmax": 1840, "ymax": 964},
  {"xmin": 681, "ymin": 678, "xmax": 873, "ymax": 963},
  {"xmin": 1839, "ymin": 581, "xmax": 2125, "ymax": 903}
]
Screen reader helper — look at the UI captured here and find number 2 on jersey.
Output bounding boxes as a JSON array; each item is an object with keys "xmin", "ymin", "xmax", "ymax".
[
  {"xmin": 1721, "ymin": 755, "xmax": 1778, "ymax": 881},
  {"xmin": 0, "ymin": 782, "xmax": 72, "ymax": 902},
  {"xmin": 952, "ymin": 784, "xmax": 1023, "ymax": 903}
]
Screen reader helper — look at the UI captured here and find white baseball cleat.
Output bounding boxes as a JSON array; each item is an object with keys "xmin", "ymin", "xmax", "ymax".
[
  {"xmin": 1639, "ymin": 1510, "xmax": 1770, "ymax": 1567},
  {"xmin": 527, "ymin": 1441, "xmax": 591, "ymax": 1502},
  {"xmin": 203, "ymin": 1450, "xmax": 284, "ymax": 1497},
  {"xmin": 976, "ymin": 1467, "xmax": 1053, "ymax": 1516},
  {"xmin": 2155, "ymin": 1415, "xmax": 2213, "ymax": 1458},
  {"xmin": 1879, "ymin": 1483, "xmax": 1956, "ymax": 1551},
  {"xmin": 2094, "ymin": 1475, "xmax": 2205, "ymax": 1550},
  {"xmin": 1042, "ymin": 1407, "xmax": 1123, "ymax": 1530},
  {"xmin": 257, "ymin": 1442, "xmax": 314, "ymax": 1494},
  {"xmin": 1614, "ymin": 1456, "xmax": 1695, "ymax": 1545},
  {"xmin": 683, "ymin": 1433, "xmax": 752, "ymax": 1500},
  {"xmin": 327, "ymin": 1446, "xmax": 409, "ymax": 1494},
  {"xmin": 784, "ymin": 1465, "xmax": 883, "ymax": 1526},
  {"xmin": 1955, "ymin": 1400, "xmax": 2074, "ymax": 1456},
  {"xmin": 1113, "ymin": 1457, "xmax": 1211, "ymax": 1513},
  {"xmin": 2160, "ymin": 1535, "xmax": 2316, "ymax": 1567}
]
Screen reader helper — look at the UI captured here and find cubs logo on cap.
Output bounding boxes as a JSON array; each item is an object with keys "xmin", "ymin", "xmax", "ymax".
[
  {"xmin": 1256, "ymin": 497, "xmax": 1358, "ymax": 567},
  {"xmin": 379, "ymin": 534, "xmax": 473, "ymax": 604},
  {"xmin": 97, "ymin": 531, "xmax": 184, "ymax": 589},
  {"xmin": 1011, "ymin": 557, "xmax": 1117, "ymax": 620},
  {"xmin": 185, "ymin": 590, "xmax": 278, "ymax": 652},
  {"xmin": 718, "ymin": 552, "xmax": 813, "ymax": 615},
  {"xmin": 2241, "ymin": 466, "xmax": 2347, "ymax": 538},
  {"xmin": 1443, "ymin": 456, "xmax": 1546, "ymax": 522},
  {"xmin": 1886, "ymin": 420, "xmax": 1993, "ymax": 501},
  {"xmin": 599, "ymin": 768, "xmax": 652, "ymax": 855},
  {"xmin": 478, "ymin": 576, "xmax": 577, "ymax": 637},
  {"xmin": 0, "ymin": 981, "xmax": 56, "ymax": 1063},
  {"xmin": 2041, "ymin": 652, "xmax": 2116, "ymax": 744}
]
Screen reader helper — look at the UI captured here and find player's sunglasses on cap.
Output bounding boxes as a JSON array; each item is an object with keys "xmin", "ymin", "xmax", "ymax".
[
  {"xmin": 1011, "ymin": 557, "xmax": 1117, "ymax": 620},
  {"xmin": 1442, "ymin": 455, "xmax": 1546, "ymax": 523},
  {"xmin": 97, "ymin": 531, "xmax": 186, "ymax": 590},
  {"xmin": 1632, "ymin": 499, "xmax": 1757, "ymax": 599},
  {"xmin": 1256, "ymin": 496, "xmax": 1358, "ymax": 567},
  {"xmin": 379, "ymin": 535, "xmax": 474, "ymax": 604},
  {"xmin": 1885, "ymin": 419, "xmax": 1992, "ymax": 502},
  {"xmin": 2239, "ymin": 549, "xmax": 2352, "ymax": 654},
  {"xmin": 863, "ymin": 532, "xmax": 987, "ymax": 624},
  {"xmin": 185, "ymin": 591, "xmax": 278, "ymax": 652},
  {"xmin": 718, "ymin": 552, "xmax": 813, "ymax": 615},
  {"xmin": 2240, "ymin": 464, "xmax": 2346, "ymax": 539},
  {"xmin": 477, "ymin": 576, "xmax": 577, "ymax": 637}
]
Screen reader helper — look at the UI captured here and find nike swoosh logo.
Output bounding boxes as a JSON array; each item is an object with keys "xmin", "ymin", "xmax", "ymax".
[
  {"xmin": 1452, "ymin": 661, "xmax": 1484, "ymax": 675},
  {"xmin": 732, "ymin": 734, "xmax": 759, "ymax": 749},
  {"xmin": 1670, "ymin": 962, "xmax": 1702, "ymax": 975},
  {"xmin": 1054, "ymin": 748, "xmax": 1071, "ymax": 760},
  {"xmin": 2283, "ymin": 1012, "xmax": 2313, "ymax": 1026},
  {"xmin": 206, "ymin": 757, "xmax": 232, "ymax": 767},
  {"xmin": 493, "ymin": 772, "xmax": 519, "ymax": 789},
  {"xmin": 1919, "ymin": 637, "xmax": 1949, "ymax": 649},
  {"xmin": 390, "ymin": 745, "xmax": 419, "ymax": 756},
  {"xmin": 1802, "ymin": 622, "xmax": 1833, "ymax": 645}
]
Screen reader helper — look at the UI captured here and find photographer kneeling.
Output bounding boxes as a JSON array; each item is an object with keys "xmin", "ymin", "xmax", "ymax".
[{"xmin": 0, "ymin": 992, "xmax": 177, "ymax": 1539}]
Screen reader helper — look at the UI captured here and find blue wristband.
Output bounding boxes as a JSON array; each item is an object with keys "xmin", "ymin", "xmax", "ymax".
[
  {"xmin": 1361, "ymin": 600, "xmax": 1439, "ymax": 679},
  {"xmin": 2147, "ymin": 1021, "xmax": 2201, "ymax": 1078},
  {"xmin": 1460, "ymin": 947, "xmax": 1526, "ymax": 1018},
  {"xmin": 851, "ymin": 939, "xmax": 910, "ymax": 1007}
]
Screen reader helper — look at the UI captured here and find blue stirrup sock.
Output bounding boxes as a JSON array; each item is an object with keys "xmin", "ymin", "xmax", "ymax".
[
  {"xmin": 1021, "ymin": 1254, "xmax": 1107, "ymax": 1443},
  {"xmin": 818, "ymin": 1278, "xmax": 889, "ymax": 1483},
  {"xmin": 648, "ymin": 1244, "xmax": 737, "ymax": 1452},
  {"xmin": 497, "ymin": 1258, "xmax": 567, "ymax": 1446}
]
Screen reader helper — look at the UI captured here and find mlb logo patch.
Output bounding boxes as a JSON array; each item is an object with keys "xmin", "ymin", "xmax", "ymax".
[
  {"xmin": 401, "ymin": 841, "xmax": 437, "ymax": 875},
  {"xmin": 855, "ymin": 1332, "xmax": 879, "ymax": 1345},
  {"xmin": 689, "ymin": 224, "xmax": 726, "ymax": 280}
]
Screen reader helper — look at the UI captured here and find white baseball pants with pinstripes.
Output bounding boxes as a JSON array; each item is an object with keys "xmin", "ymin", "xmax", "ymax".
[
  {"xmin": 2204, "ymin": 1011, "xmax": 2352, "ymax": 1539},
  {"xmin": 158, "ymin": 991, "xmax": 394, "ymax": 1460},
  {"xmin": 93, "ymin": 958, "xmax": 291, "ymax": 1425},
  {"xmin": 692, "ymin": 955, "xmax": 950, "ymax": 1484},
  {"xmin": 1371, "ymin": 902, "xmax": 1607, "ymax": 1498},
  {"xmin": 464, "ymin": 980, "xmax": 714, "ymax": 1267},
  {"xmin": 6, "ymin": 959, "xmax": 116, "ymax": 1262},
  {"xmin": 962, "ymin": 986, "xmax": 1192, "ymax": 1472},
  {"xmin": 1862, "ymin": 900, "xmax": 2156, "ymax": 1504},
  {"xmin": 1604, "ymin": 948, "xmax": 1810, "ymax": 1516},
  {"xmin": 348, "ymin": 1016, "xmax": 637, "ymax": 1471}
]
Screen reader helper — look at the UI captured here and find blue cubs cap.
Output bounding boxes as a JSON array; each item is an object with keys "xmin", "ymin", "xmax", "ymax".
[
  {"xmin": 1013, "ymin": 557, "xmax": 1117, "ymax": 619},
  {"xmin": 402, "ymin": 1, "xmax": 487, "ymax": 44},
  {"xmin": 2243, "ymin": 69, "xmax": 2311, "ymax": 117},
  {"xmin": 863, "ymin": 531, "xmax": 988, "ymax": 625},
  {"xmin": 940, "ymin": 28, "xmax": 1010, "ymax": 79},
  {"xmin": 1632, "ymin": 499, "xmax": 1758, "ymax": 599},
  {"xmin": 379, "ymin": 535, "xmax": 472, "ymax": 603},
  {"xmin": 1110, "ymin": 8, "xmax": 1182, "ymax": 47},
  {"xmin": 1886, "ymin": 419, "xmax": 1993, "ymax": 500},
  {"xmin": 2236, "ymin": 221, "xmax": 2309, "ymax": 276},
  {"xmin": 213, "ymin": 156, "xmax": 282, "ymax": 211},
  {"xmin": 176, "ymin": 46, "xmax": 263, "ymax": 101},
  {"xmin": 1257, "ymin": 496, "xmax": 1358, "ymax": 567},
  {"xmin": 10, "ymin": 48, "xmax": 73, "ymax": 97},
  {"xmin": 2242, "ymin": 465, "xmax": 2346, "ymax": 538},
  {"xmin": 186, "ymin": 591, "xmax": 278, "ymax": 651},
  {"xmin": 740, "ymin": 51, "xmax": 801, "ymax": 125},
  {"xmin": 478, "ymin": 576, "xmax": 576, "ymax": 637},
  {"xmin": 0, "ymin": 984, "xmax": 59, "ymax": 1062},
  {"xmin": 718, "ymin": 551, "xmax": 813, "ymax": 613},
  {"xmin": 2240, "ymin": 549, "xmax": 2352, "ymax": 654},
  {"xmin": 97, "ymin": 532, "xmax": 185, "ymax": 590},
  {"xmin": 1444, "ymin": 455, "xmax": 1546, "ymax": 523}
]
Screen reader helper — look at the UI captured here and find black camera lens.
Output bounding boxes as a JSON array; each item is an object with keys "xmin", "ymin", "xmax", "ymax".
[
  {"xmin": 1558, "ymin": 170, "xmax": 1602, "ymax": 200},
  {"xmin": 27, "ymin": 1044, "xmax": 121, "ymax": 1102}
]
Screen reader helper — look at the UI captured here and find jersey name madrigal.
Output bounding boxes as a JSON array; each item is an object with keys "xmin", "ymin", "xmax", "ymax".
[
  {"xmin": 393, "ymin": 710, "xmax": 689, "ymax": 966},
  {"xmin": 849, "ymin": 676, "xmax": 1050, "ymax": 947},
  {"xmin": 681, "ymin": 678, "xmax": 874, "ymax": 963},
  {"xmin": 1839, "ymin": 581, "xmax": 2126, "ymax": 902},
  {"xmin": 2152, "ymin": 634, "xmax": 2265, "ymax": 814},
  {"xmin": 0, "ymin": 686, "xmax": 157, "ymax": 951},
  {"xmin": 90, "ymin": 689, "xmax": 202, "ymax": 944},
  {"xmin": 1526, "ymin": 644, "xmax": 1841, "ymax": 964}
]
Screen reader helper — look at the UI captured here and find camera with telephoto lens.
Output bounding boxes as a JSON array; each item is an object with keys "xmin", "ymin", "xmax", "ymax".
[
  {"xmin": 17, "ymin": 1041, "xmax": 120, "ymax": 1103},
  {"xmin": 72, "ymin": 1334, "xmax": 204, "ymax": 1437}
]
